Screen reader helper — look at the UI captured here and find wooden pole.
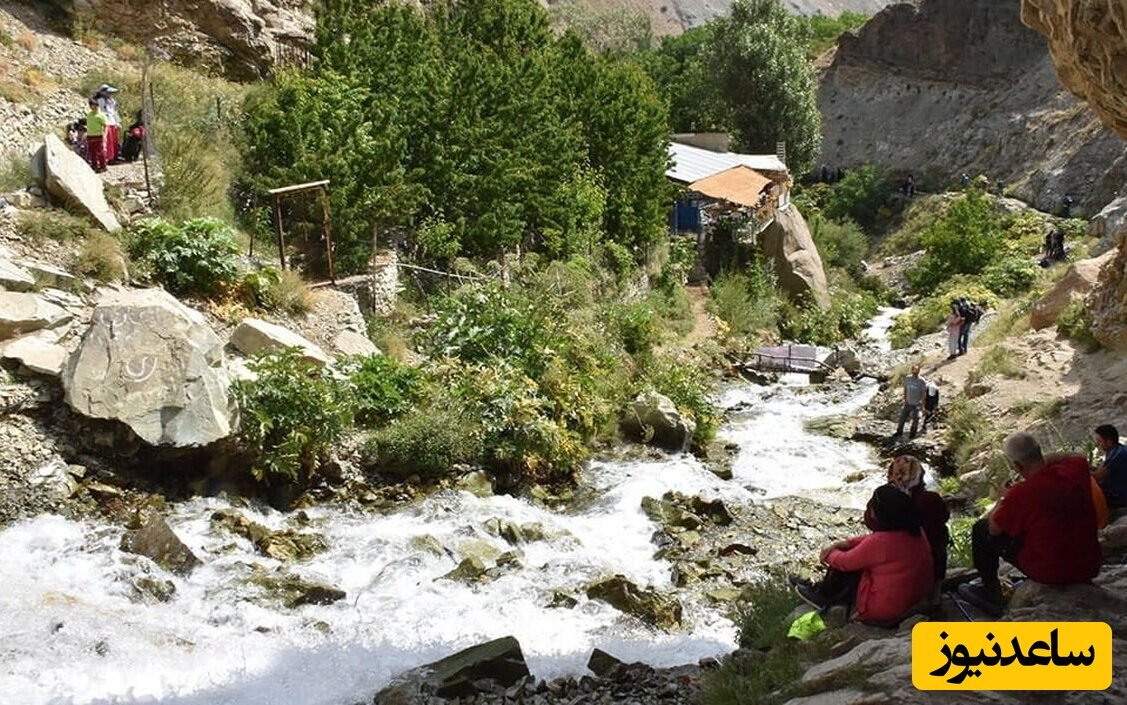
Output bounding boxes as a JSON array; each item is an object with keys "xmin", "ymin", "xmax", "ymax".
[
  {"xmin": 319, "ymin": 185, "xmax": 335, "ymax": 283},
  {"xmin": 140, "ymin": 59, "xmax": 154, "ymax": 207},
  {"xmin": 273, "ymin": 194, "xmax": 286, "ymax": 270}
]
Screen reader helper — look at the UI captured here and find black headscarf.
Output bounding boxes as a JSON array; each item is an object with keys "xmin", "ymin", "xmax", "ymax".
[{"xmin": 866, "ymin": 484, "xmax": 921, "ymax": 533}]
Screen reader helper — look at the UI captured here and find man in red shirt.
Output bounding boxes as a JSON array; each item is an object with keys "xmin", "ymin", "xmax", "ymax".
[{"xmin": 959, "ymin": 432, "xmax": 1102, "ymax": 616}]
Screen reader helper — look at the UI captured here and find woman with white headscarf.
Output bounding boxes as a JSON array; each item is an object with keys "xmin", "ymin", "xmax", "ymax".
[{"xmin": 94, "ymin": 83, "xmax": 120, "ymax": 163}]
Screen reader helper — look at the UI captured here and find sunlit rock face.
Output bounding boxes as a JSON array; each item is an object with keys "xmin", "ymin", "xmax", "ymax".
[{"xmin": 1021, "ymin": 0, "xmax": 1127, "ymax": 141}]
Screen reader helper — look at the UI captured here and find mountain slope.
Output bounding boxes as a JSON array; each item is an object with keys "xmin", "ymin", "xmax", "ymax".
[{"xmin": 816, "ymin": 0, "xmax": 1127, "ymax": 214}]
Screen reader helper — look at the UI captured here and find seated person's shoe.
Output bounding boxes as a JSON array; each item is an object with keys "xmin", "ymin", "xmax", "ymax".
[
  {"xmin": 795, "ymin": 583, "xmax": 829, "ymax": 610},
  {"xmin": 957, "ymin": 581, "xmax": 1005, "ymax": 618}
]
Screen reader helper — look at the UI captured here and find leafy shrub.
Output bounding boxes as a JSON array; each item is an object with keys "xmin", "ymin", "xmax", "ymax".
[
  {"xmin": 822, "ymin": 163, "xmax": 898, "ymax": 233},
  {"xmin": 1056, "ymin": 299, "xmax": 1101, "ymax": 352},
  {"xmin": 344, "ymin": 354, "xmax": 424, "ymax": 427},
  {"xmin": 240, "ymin": 266, "xmax": 316, "ymax": 314},
  {"xmin": 908, "ymin": 188, "xmax": 1004, "ymax": 292},
  {"xmin": 980, "ymin": 256, "xmax": 1039, "ymax": 296},
  {"xmin": 948, "ymin": 516, "xmax": 977, "ymax": 569},
  {"xmin": 709, "ymin": 265, "xmax": 780, "ymax": 340},
  {"xmin": 642, "ymin": 356, "xmax": 719, "ymax": 449},
  {"xmin": 367, "ymin": 405, "xmax": 483, "ymax": 481},
  {"xmin": 733, "ymin": 576, "xmax": 798, "ymax": 649},
  {"xmin": 74, "ymin": 232, "xmax": 127, "ymax": 282},
  {"xmin": 605, "ymin": 301, "xmax": 661, "ymax": 357},
  {"xmin": 127, "ymin": 217, "xmax": 240, "ymax": 297},
  {"xmin": 809, "ymin": 215, "xmax": 867, "ymax": 271},
  {"xmin": 232, "ymin": 348, "xmax": 353, "ymax": 487},
  {"xmin": 778, "ymin": 281, "xmax": 878, "ymax": 345}
]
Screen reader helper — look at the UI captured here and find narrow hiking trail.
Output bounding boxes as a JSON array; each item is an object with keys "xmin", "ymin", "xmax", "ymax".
[{"xmin": 683, "ymin": 284, "xmax": 717, "ymax": 348}]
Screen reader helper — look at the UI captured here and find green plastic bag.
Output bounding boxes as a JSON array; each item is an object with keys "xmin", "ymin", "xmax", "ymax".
[{"xmin": 787, "ymin": 609, "xmax": 826, "ymax": 640}]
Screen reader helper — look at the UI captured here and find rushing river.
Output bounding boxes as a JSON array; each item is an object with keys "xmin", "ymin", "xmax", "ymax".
[{"xmin": 0, "ymin": 310, "xmax": 902, "ymax": 705}]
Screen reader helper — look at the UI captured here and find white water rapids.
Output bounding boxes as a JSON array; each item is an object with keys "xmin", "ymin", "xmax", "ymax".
[{"xmin": 0, "ymin": 309, "xmax": 903, "ymax": 705}]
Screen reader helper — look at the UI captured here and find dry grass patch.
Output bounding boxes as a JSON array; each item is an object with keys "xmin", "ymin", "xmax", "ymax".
[
  {"xmin": 16, "ymin": 30, "xmax": 38, "ymax": 52},
  {"xmin": 75, "ymin": 232, "xmax": 128, "ymax": 282}
]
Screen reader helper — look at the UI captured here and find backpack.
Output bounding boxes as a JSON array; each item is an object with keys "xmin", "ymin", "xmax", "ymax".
[{"xmin": 966, "ymin": 304, "xmax": 982, "ymax": 323}]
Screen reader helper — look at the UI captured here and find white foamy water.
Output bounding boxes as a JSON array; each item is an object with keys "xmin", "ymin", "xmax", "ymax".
[{"xmin": 0, "ymin": 309, "xmax": 905, "ymax": 705}]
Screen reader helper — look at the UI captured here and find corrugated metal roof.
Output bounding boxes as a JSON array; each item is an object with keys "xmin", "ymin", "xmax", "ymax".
[
  {"xmin": 666, "ymin": 142, "xmax": 788, "ymax": 183},
  {"xmin": 688, "ymin": 166, "xmax": 773, "ymax": 208}
]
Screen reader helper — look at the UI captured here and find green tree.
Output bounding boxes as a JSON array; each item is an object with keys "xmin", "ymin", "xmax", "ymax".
[
  {"xmin": 909, "ymin": 187, "xmax": 1004, "ymax": 292},
  {"xmin": 636, "ymin": 26, "xmax": 724, "ymax": 133},
  {"xmin": 705, "ymin": 0, "xmax": 822, "ymax": 174}
]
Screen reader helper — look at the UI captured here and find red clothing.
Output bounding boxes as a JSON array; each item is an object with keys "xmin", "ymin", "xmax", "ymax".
[
  {"xmin": 826, "ymin": 530, "xmax": 933, "ymax": 623},
  {"xmin": 992, "ymin": 455, "xmax": 1101, "ymax": 584},
  {"xmin": 86, "ymin": 135, "xmax": 106, "ymax": 171}
]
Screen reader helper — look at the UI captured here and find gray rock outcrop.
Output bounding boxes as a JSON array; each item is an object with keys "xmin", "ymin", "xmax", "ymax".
[
  {"xmin": 0, "ymin": 292, "xmax": 72, "ymax": 340},
  {"xmin": 230, "ymin": 317, "xmax": 330, "ymax": 365},
  {"xmin": 1090, "ymin": 196, "xmax": 1127, "ymax": 256},
  {"xmin": 0, "ymin": 259, "xmax": 36, "ymax": 292},
  {"xmin": 0, "ymin": 334, "xmax": 68, "ymax": 376},
  {"xmin": 586, "ymin": 575, "xmax": 683, "ymax": 629},
  {"xmin": 1030, "ymin": 250, "xmax": 1116, "ymax": 330},
  {"xmin": 374, "ymin": 636, "xmax": 530, "ymax": 702},
  {"xmin": 33, "ymin": 134, "xmax": 121, "ymax": 232},
  {"xmin": 62, "ymin": 288, "xmax": 232, "ymax": 447},
  {"xmin": 622, "ymin": 392, "xmax": 697, "ymax": 452},
  {"xmin": 759, "ymin": 206, "xmax": 831, "ymax": 309}
]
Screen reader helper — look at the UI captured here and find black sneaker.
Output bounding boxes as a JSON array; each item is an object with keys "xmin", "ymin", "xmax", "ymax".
[
  {"xmin": 795, "ymin": 583, "xmax": 828, "ymax": 611},
  {"xmin": 957, "ymin": 582, "xmax": 1005, "ymax": 618}
]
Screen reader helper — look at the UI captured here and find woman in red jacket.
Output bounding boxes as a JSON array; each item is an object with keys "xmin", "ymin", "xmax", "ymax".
[{"xmin": 797, "ymin": 484, "xmax": 934, "ymax": 624}]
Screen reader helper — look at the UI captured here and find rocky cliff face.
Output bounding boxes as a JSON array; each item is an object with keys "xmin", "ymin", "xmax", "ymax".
[
  {"xmin": 1021, "ymin": 0, "xmax": 1127, "ymax": 142},
  {"xmin": 817, "ymin": 0, "xmax": 1127, "ymax": 215},
  {"xmin": 59, "ymin": 0, "xmax": 313, "ymax": 80},
  {"xmin": 1017, "ymin": 1, "xmax": 1127, "ymax": 352}
]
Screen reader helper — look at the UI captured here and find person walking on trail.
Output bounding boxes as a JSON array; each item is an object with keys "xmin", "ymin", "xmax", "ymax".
[
  {"xmin": 1093, "ymin": 424, "xmax": 1127, "ymax": 511},
  {"xmin": 945, "ymin": 302, "xmax": 963, "ymax": 359},
  {"xmin": 956, "ymin": 298, "xmax": 979, "ymax": 355},
  {"xmin": 958, "ymin": 433, "xmax": 1101, "ymax": 617},
  {"xmin": 85, "ymin": 99, "xmax": 108, "ymax": 173},
  {"xmin": 895, "ymin": 365, "xmax": 927, "ymax": 439},
  {"xmin": 94, "ymin": 83, "xmax": 121, "ymax": 164}
]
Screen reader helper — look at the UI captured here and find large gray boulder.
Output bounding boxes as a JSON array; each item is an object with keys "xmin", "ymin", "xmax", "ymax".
[
  {"xmin": 63, "ymin": 288, "xmax": 232, "ymax": 446},
  {"xmin": 759, "ymin": 206, "xmax": 831, "ymax": 309},
  {"xmin": 229, "ymin": 317, "xmax": 330, "ymax": 365},
  {"xmin": 375, "ymin": 636, "xmax": 530, "ymax": 703},
  {"xmin": 621, "ymin": 391, "xmax": 697, "ymax": 452},
  {"xmin": 0, "ymin": 292, "xmax": 72, "ymax": 340},
  {"xmin": 34, "ymin": 134, "xmax": 121, "ymax": 232}
]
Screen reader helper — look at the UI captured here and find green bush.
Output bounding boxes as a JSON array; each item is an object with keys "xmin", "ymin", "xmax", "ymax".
[
  {"xmin": 74, "ymin": 232, "xmax": 127, "ymax": 282},
  {"xmin": 809, "ymin": 215, "xmax": 867, "ymax": 271},
  {"xmin": 948, "ymin": 516, "xmax": 976, "ymax": 569},
  {"xmin": 642, "ymin": 356, "xmax": 719, "ymax": 449},
  {"xmin": 734, "ymin": 576, "xmax": 798, "ymax": 649},
  {"xmin": 128, "ymin": 217, "xmax": 241, "ymax": 298},
  {"xmin": 908, "ymin": 188, "xmax": 1004, "ymax": 292},
  {"xmin": 605, "ymin": 301, "xmax": 661, "ymax": 357},
  {"xmin": 944, "ymin": 396, "xmax": 990, "ymax": 466},
  {"xmin": 822, "ymin": 163, "xmax": 898, "ymax": 233},
  {"xmin": 889, "ymin": 277, "xmax": 998, "ymax": 349},
  {"xmin": 709, "ymin": 265, "xmax": 780, "ymax": 340},
  {"xmin": 1056, "ymin": 299, "xmax": 1102, "ymax": 352},
  {"xmin": 367, "ymin": 405, "xmax": 483, "ymax": 481},
  {"xmin": 980, "ymin": 256, "xmax": 1040, "ymax": 296},
  {"xmin": 778, "ymin": 281, "xmax": 878, "ymax": 345},
  {"xmin": 344, "ymin": 354, "xmax": 424, "ymax": 427},
  {"xmin": 232, "ymin": 348, "xmax": 353, "ymax": 487}
]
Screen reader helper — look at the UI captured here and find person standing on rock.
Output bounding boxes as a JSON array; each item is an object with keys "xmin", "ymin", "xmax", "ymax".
[
  {"xmin": 895, "ymin": 365, "xmax": 927, "ymax": 439},
  {"xmin": 94, "ymin": 83, "xmax": 121, "ymax": 164},
  {"xmin": 945, "ymin": 302, "xmax": 963, "ymax": 360},
  {"xmin": 958, "ymin": 432, "xmax": 1102, "ymax": 617},
  {"xmin": 85, "ymin": 98, "xmax": 108, "ymax": 173},
  {"xmin": 1093, "ymin": 424, "xmax": 1127, "ymax": 511}
]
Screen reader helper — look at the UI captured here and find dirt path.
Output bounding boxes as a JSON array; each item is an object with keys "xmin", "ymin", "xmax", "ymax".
[{"xmin": 682, "ymin": 284, "xmax": 717, "ymax": 348}]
